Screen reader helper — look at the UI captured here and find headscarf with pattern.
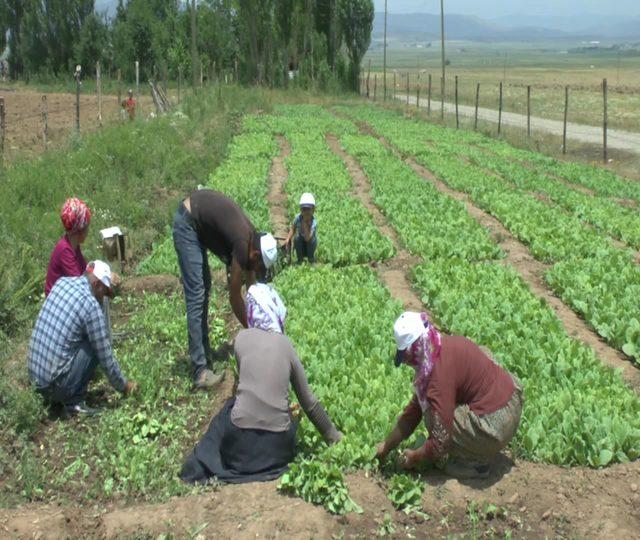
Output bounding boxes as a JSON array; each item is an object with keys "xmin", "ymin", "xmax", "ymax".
[
  {"xmin": 246, "ymin": 283, "xmax": 286, "ymax": 334},
  {"xmin": 61, "ymin": 198, "xmax": 91, "ymax": 234},
  {"xmin": 402, "ymin": 312, "xmax": 442, "ymax": 412}
]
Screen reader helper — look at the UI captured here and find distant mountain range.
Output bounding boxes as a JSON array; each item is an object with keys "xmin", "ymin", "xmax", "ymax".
[{"xmin": 373, "ymin": 12, "xmax": 640, "ymax": 41}]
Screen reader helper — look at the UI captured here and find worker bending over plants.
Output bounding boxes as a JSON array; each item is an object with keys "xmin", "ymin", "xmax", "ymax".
[
  {"xmin": 28, "ymin": 260, "xmax": 137, "ymax": 416},
  {"xmin": 179, "ymin": 283, "xmax": 341, "ymax": 484},
  {"xmin": 285, "ymin": 192, "xmax": 317, "ymax": 264},
  {"xmin": 376, "ymin": 312, "xmax": 524, "ymax": 479},
  {"xmin": 173, "ymin": 188, "xmax": 278, "ymax": 389}
]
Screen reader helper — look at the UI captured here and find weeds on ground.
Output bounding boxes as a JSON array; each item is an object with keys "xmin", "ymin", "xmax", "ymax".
[{"xmin": 1, "ymin": 290, "xmax": 228, "ymax": 508}]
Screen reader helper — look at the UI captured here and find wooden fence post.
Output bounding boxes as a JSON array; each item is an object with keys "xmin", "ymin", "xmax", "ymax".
[
  {"xmin": 135, "ymin": 61, "xmax": 140, "ymax": 103},
  {"xmin": 373, "ymin": 73, "xmax": 377, "ymax": 101},
  {"xmin": 42, "ymin": 95, "xmax": 48, "ymax": 150},
  {"xmin": 393, "ymin": 71, "xmax": 396, "ymax": 100},
  {"xmin": 0, "ymin": 97, "xmax": 5, "ymax": 162},
  {"xmin": 440, "ymin": 77, "xmax": 445, "ymax": 119},
  {"xmin": 416, "ymin": 72, "xmax": 421, "ymax": 108},
  {"xmin": 96, "ymin": 61, "xmax": 102, "ymax": 127},
  {"xmin": 474, "ymin": 82, "xmax": 480, "ymax": 130},
  {"xmin": 527, "ymin": 85, "xmax": 531, "ymax": 137},
  {"xmin": 405, "ymin": 73, "xmax": 409, "ymax": 105},
  {"xmin": 603, "ymin": 78, "xmax": 608, "ymax": 163},
  {"xmin": 117, "ymin": 69, "xmax": 122, "ymax": 112},
  {"xmin": 427, "ymin": 74, "xmax": 432, "ymax": 115},
  {"xmin": 455, "ymin": 75, "xmax": 459, "ymax": 128},
  {"xmin": 498, "ymin": 81, "xmax": 503, "ymax": 135},
  {"xmin": 563, "ymin": 85, "xmax": 569, "ymax": 155},
  {"xmin": 74, "ymin": 66, "xmax": 81, "ymax": 134},
  {"xmin": 366, "ymin": 59, "xmax": 371, "ymax": 99}
]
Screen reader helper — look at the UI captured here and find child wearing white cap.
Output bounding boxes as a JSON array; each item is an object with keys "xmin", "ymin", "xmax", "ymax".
[{"xmin": 285, "ymin": 192, "xmax": 317, "ymax": 264}]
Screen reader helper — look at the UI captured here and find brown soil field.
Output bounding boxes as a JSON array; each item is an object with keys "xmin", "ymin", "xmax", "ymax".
[{"xmin": 0, "ymin": 88, "xmax": 156, "ymax": 162}]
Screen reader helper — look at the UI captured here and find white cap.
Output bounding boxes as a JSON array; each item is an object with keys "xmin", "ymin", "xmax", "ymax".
[
  {"xmin": 87, "ymin": 260, "xmax": 114, "ymax": 297},
  {"xmin": 299, "ymin": 193, "xmax": 316, "ymax": 207},
  {"xmin": 260, "ymin": 233, "xmax": 278, "ymax": 269},
  {"xmin": 393, "ymin": 311, "xmax": 425, "ymax": 366}
]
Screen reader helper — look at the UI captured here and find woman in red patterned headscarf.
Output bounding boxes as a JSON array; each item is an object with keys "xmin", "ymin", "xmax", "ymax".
[{"xmin": 44, "ymin": 198, "xmax": 92, "ymax": 296}]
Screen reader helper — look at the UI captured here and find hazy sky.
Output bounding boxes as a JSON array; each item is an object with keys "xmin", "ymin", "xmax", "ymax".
[{"xmin": 374, "ymin": 0, "xmax": 640, "ymax": 17}]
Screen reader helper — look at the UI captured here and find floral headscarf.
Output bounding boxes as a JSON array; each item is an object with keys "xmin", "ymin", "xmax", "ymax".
[
  {"xmin": 402, "ymin": 313, "xmax": 442, "ymax": 412},
  {"xmin": 61, "ymin": 198, "xmax": 91, "ymax": 234},
  {"xmin": 246, "ymin": 283, "xmax": 286, "ymax": 334}
]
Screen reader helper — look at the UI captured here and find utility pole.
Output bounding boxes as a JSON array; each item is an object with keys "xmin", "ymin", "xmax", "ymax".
[
  {"xmin": 440, "ymin": 0, "xmax": 446, "ymax": 118},
  {"xmin": 191, "ymin": 0, "xmax": 199, "ymax": 91},
  {"xmin": 383, "ymin": 0, "xmax": 388, "ymax": 101}
]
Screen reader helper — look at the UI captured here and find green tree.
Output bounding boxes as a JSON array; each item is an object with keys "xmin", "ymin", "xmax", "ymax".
[
  {"xmin": 338, "ymin": 0, "xmax": 373, "ymax": 91},
  {"xmin": 0, "ymin": 0, "xmax": 30, "ymax": 76}
]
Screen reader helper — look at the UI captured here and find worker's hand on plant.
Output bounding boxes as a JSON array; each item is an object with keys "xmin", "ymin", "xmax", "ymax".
[
  {"xmin": 375, "ymin": 441, "xmax": 388, "ymax": 462},
  {"xmin": 398, "ymin": 448, "xmax": 420, "ymax": 470},
  {"xmin": 123, "ymin": 380, "xmax": 138, "ymax": 396},
  {"xmin": 111, "ymin": 271, "xmax": 122, "ymax": 289}
]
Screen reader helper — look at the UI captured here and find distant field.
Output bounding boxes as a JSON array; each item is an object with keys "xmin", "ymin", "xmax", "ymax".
[{"xmin": 363, "ymin": 41, "xmax": 640, "ymax": 132}]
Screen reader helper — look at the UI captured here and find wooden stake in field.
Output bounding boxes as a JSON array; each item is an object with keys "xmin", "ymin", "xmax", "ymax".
[
  {"xmin": 603, "ymin": 78, "xmax": 608, "ymax": 163},
  {"xmin": 416, "ymin": 71, "xmax": 421, "ymax": 108},
  {"xmin": 135, "ymin": 60, "xmax": 140, "ymax": 102},
  {"xmin": 383, "ymin": 0, "xmax": 388, "ymax": 101},
  {"xmin": 41, "ymin": 95, "xmax": 48, "ymax": 150},
  {"xmin": 498, "ymin": 81, "xmax": 503, "ymax": 136},
  {"xmin": 367, "ymin": 59, "xmax": 371, "ymax": 99},
  {"xmin": 0, "ymin": 96, "xmax": 5, "ymax": 162},
  {"xmin": 455, "ymin": 75, "xmax": 459, "ymax": 128},
  {"xmin": 96, "ymin": 61, "xmax": 102, "ymax": 127},
  {"xmin": 563, "ymin": 85, "xmax": 569, "ymax": 155},
  {"xmin": 440, "ymin": 76, "xmax": 445, "ymax": 119},
  {"xmin": 527, "ymin": 85, "xmax": 531, "ymax": 137},
  {"xmin": 117, "ymin": 68, "xmax": 122, "ymax": 109},
  {"xmin": 474, "ymin": 82, "xmax": 480, "ymax": 130},
  {"xmin": 74, "ymin": 65, "xmax": 82, "ymax": 134},
  {"xmin": 406, "ymin": 73, "xmax": 410, "ymax": 105},
  {"xmin": 393, "ymin": 70, "xmax": 397, "ymax": 100},
  {"xmin": 427, "ymin": 73, "xmax": 432, "ymax": 115}
]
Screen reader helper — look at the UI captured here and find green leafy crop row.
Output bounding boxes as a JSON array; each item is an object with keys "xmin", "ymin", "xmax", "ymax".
[
  {"xmin": 413, "ymin": 260, "xmax": 640, "ymax": 466},
  {"xmin": 250, "ymin": 106, "xmax": 395, "ymax": 265},
  {"xmin": 338, "ymin": 132, "xmax": 502, "ymax": 262},
  {"xmin": 453, "ymin": 145, "xmax": 640, "ymax": 251},
  {"xmin": 274, "ymin": 265, "xmax": 423, "ymax": 513},
  {"xmin": 339, "ymin": 105, "xmax": 640, "ymax": 362}
]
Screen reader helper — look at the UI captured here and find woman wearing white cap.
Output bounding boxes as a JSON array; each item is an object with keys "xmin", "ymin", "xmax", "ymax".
[
  {"xmin": 180, "ymin": 283, "xmax": 341, "ymax": 484},
  {"xmin": 376, "ymin": 312, "xmax": 523, "ymax": 479},
  {"xmin": 173, "ymin": 189, "xmax": 278, "ymax": 389},
  {"xmin": 285, "ymin": 192, "xmax": 317, "ymax": 264}
]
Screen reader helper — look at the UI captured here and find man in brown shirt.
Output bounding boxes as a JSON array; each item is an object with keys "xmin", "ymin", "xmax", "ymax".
[
  {"xmin": 172, "ymin": 189, "xmax": 277, "ymax": 388},
  {"xmin": 376, "ymin": 311, "xmax": 523, "ymax": 479}
]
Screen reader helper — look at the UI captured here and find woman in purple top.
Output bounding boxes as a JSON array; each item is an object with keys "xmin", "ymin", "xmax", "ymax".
[{"xmin": 45, "ymin": 198, "xmax": 91, "ymax": 296}]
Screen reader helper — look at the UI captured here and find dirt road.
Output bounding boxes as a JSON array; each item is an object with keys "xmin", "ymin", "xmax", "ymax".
[{"xmin": 400, "ymin": 94, "xmax": 640, "ymax": 155}]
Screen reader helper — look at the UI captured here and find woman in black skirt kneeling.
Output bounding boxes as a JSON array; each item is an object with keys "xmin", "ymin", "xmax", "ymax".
[{"xmin": 180, "ymin": 283, "xmax": 341, "ymax": 484}]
